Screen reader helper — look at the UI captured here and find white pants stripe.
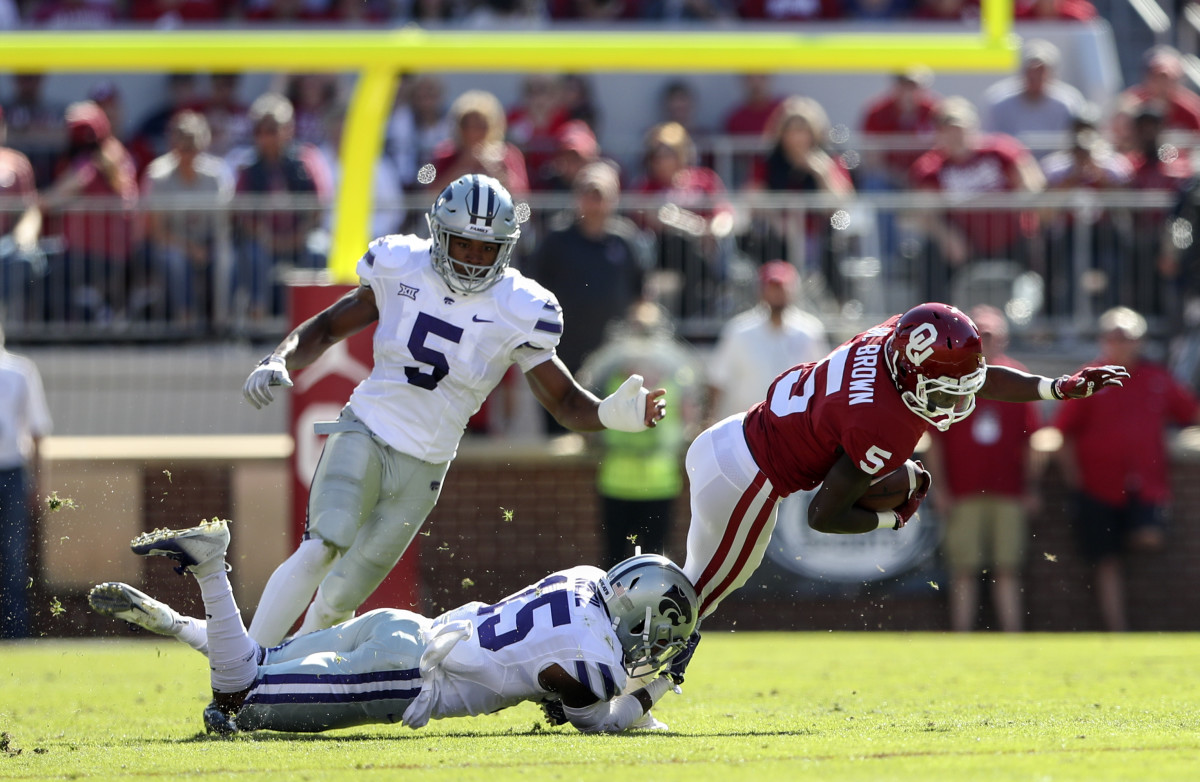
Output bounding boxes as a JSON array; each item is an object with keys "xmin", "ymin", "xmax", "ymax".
[{"xmin": 682, "ymin": 414, "xmax": 781, "ymax": 618}]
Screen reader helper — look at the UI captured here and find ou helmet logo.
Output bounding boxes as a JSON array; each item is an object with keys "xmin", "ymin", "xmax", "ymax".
[{"xmin": 905, "ymin": 322, "xmax": 939, "ymax": 366}]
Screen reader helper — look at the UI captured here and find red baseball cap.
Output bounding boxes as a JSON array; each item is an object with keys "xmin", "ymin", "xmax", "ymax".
[
  {"xmin": 556, "ymin": 120, "xmax": 598, "ymax": 158},
  {"xmin": 759, "ymin": 260, "xmax": 797, "ymax": 287}
]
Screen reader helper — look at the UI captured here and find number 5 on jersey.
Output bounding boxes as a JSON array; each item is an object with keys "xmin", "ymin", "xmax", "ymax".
[{"xmin": 405, "ymin": 312, "xmax": 463, "ymax": 390}]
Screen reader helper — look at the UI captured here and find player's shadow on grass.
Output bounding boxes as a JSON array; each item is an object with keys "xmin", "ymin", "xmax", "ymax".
[{"xmin": 177, "ymin": 727, "xmax": 816, "ymax": 743}]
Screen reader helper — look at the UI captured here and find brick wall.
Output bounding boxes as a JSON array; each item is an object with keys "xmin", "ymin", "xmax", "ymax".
[{"xmin": 48, "ymin": 444, "xmax": 1200, "ymax": 637}]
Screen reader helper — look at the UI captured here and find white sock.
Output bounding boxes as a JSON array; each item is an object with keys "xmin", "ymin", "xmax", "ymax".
[
  {"xmin": 247, "ymin": 538, "xmax": 337, "ymax": 646},
  {"xmin": 175, "ymin": 616, "xmax": 209, "ymax": 656},
  {"xmin": 295, "ymin": 585, "xmax": 354, "ymax": 637},
  {"xmin": 192, "ymin": 562, "xmax": 259, "ymax": 694}
]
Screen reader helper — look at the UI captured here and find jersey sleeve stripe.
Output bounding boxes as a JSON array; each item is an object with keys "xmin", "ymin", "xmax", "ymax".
[{"xmin": 534, "ymin": 319, "xmax": 563, "ymax": 334}]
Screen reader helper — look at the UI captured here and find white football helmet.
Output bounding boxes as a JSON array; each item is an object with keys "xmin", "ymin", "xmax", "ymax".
[
  {"xmin": 598, "ymin": 554, "xmax": 698, "ymax": 677},
  {"xmin": 426, "ymin": 174, "xmax": 521, "ymax": 295}
]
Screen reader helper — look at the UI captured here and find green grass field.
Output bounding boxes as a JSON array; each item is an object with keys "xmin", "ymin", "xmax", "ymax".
[{"xmin": 2, "ymin": 633, "xmax": 1198, "ymax": 781}]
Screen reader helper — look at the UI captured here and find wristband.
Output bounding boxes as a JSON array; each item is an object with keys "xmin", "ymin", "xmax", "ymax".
[
  {"xmin": 1037, "ymin": 377, "xmax": 1055, "ymax": 400},
  {"xmin": 876, "ymin": 511, "xmax": 897, "ymax": 531}
]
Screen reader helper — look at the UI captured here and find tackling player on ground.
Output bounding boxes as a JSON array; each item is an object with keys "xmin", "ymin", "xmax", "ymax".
[
  {"xmin": 88, "ymin": 519, "xmax": 698, "ymax": 735},
  {"xmin": 241, "ymin": 174, "xmax": 666, "ymax": 646},
  {"xmin": 673, "ymin": 302, "xmax": 1127, "ymax": 677}
]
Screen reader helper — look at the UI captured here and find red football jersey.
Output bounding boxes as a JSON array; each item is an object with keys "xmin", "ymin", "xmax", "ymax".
[
  {"xmin": 1053, "ymin": 360, "xmax": 1198, "ymax": 505},
  {"xmin": 742, "ymin": 315, "xmax": 929, "ymax": 496}
]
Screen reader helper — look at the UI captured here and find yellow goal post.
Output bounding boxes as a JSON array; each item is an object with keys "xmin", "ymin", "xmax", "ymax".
[{"xmin": 0, "ymin": 2, "xmax": 1016, "ymax": 283}]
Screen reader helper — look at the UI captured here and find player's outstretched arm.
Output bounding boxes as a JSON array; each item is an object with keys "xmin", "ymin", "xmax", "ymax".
[
  {"xmin": 243, "ymin": 286, "xmax": 380, "ymax": 409},
  {"xmin": 525, "ymin": 358, "xmax": 666, "ymax": 433},
  {"xmin": 980, "ymin": 364, "xmax": 1129, "ymax": 403}
]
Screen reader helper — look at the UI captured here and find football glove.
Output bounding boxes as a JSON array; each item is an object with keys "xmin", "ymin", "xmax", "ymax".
[
  {"xmin": 1052, "ymin": 365, "xmax": 1130, "ymax": 399},
  {"xmin": 666, "ymin": 629, "xmax": 702, "ymax": 686},
  {"xmin": 243, "ymin": 355, "xmax": 293, "ymax": 409},
  {"xmin": 889, "ymin": 460, "xmax": 932, "ymax": 530},
  {"xmin": 539, "ymin": 699, "xmax": 568, "ymax": 726},
  {"xmin": 598, "ymin": 374, "xmax": 652, "ymax": 432}
]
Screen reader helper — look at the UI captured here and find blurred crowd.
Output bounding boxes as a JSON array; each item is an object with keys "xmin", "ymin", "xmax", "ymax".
[
  {"xmin": 0, "ymin": 0, "xmax": 1106, "ymax": 28},
  {"xmin": 2, "ymin": 2, "xmax": 1200, "ymax": 342}
]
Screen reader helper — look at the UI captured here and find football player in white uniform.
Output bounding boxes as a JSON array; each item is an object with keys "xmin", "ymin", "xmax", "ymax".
[
  {"xmin": 241, "ymin": 174, "xmax": 666, "ymax": 645},
  {"xmin": 88, "ymin": 518, "xmax": 699, "ymax": 735}
]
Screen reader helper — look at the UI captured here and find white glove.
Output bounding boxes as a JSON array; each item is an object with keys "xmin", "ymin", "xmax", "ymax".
[
  {"xmin": 243, "ymin": 355, "xmax": 293, "ymax": 409},
  {"xmin": 598, "ymin": 374, "xmax": 651, "ymax": 432}
]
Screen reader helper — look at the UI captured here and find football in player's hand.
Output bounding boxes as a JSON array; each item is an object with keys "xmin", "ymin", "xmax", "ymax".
[{"xmin": 856, "ymin": 461, "xmax": 920, "ymax": 512}]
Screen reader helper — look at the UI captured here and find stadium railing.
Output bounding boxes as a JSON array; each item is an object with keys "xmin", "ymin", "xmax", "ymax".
[{"xmin": 1, "ymin": 186, "xmax": 1184, "ymax": 345}]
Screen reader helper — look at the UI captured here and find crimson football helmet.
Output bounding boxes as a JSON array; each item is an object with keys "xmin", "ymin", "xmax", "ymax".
[
  {"xmin": 884, "ymin": 303, "xmax": 986, "ymax": 431},
  {"xmin": 426, "ymin": 174, "xmax": 521, "ymax": 295}
]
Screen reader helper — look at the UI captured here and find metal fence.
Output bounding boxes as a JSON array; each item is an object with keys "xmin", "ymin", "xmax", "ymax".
[{"xmin": 0, "ymin": 187, "xmax": 1189, "ymax": 345}]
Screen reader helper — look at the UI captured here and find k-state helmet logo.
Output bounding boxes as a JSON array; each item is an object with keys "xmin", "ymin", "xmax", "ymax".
[
  {"xmin": 904, "ymin": 322, "xmax": 939, "ymax": 366},
  {"xmin": 660, "ymin": 585, "xmax": 694, "ymax": 627}
]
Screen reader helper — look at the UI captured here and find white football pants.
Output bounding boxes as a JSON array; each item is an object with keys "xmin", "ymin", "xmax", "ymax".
[{"xmin": 682, "ymin": 414, "xmax": 781, "ymax": 618}]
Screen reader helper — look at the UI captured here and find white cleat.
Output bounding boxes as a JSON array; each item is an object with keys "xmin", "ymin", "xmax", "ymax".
[
  {"xmin": 130, "ymin": 518, "xmax": 231, "ymax": 573},
  {"xmin": 88, "ymin": 581, "xmax": 181, "ymax": 635},
  {"xmin": 629, "ymin": 710, "xmax": 671, "ymax": 731}
]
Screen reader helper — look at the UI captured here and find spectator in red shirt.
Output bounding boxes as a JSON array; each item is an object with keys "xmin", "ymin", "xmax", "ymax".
[
  {"xmin": 630, "ymin": 121, "xmax": 733, "ymax": 320},
  {"xmin": 0, "ymin": 107, "xmax": 44, "ymax": 321},
  {"xmin": 909, "ymin": 96, "xmax": 1045, "ymax": 303},
  {"xmin": 128, "ymin": 0, "xmax": 227, "ymax": 23},
  {"xmin": 722, "ymin": 73, "xmax": 784, "ymax": 188},
  {"xmin": 1053, "ymin": 306, "xmax": 1200, "ymax": 631},
  {"xmin": 533, "ymin": 119, "xmax": 602, "ymax": 192},
  {"xmin": 926, "ymin": 305, "xmax": 1041, "ymax": 632},
  {"xmin": 39, "ymin": 100, "xmax": 139, "ymax": 323},
  {"xmin": 506, "ymin": 74, "xmax": 570, "ymax": 189},
  {"xmin": 859, "ymin": 67, "xmax": 940, "ymax": 191},
  {"xmin": 1118, "ymin": 47, "xmax": 1200, "ymax": 143},
  {"xmin": 724, "ymin": 73, "xmax": 783, "ymax": 138},
  {"xmin": 427, "ymin": 89, "xmax": 529, "ymax": 196},
  {"xmin": 1015, "ymin": 0, "xmax": 1096, "ymax": 20}
]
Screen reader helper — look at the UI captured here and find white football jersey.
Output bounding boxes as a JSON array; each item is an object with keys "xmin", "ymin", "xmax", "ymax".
[
  {"xmin": 424, "ymin": 566, "xmax": 627, "ymax": 721},
  {"xmin": 349, "ymin": 234, "xmax": 564, "ymax": 462}
]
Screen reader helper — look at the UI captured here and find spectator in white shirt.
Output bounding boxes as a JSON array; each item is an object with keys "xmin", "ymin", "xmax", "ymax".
[
  {"xmin": 705, "ymin": 260, "xmax": 828, "ymax": 423},
  {"xmin": 0, "ymin": 324, "xmax": 53, "ymax": 639}
]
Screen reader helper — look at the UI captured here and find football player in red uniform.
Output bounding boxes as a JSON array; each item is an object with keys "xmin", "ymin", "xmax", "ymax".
[{"xmin": 680, "ymin": 302, "xmax": 1128, "ymax": 626}]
